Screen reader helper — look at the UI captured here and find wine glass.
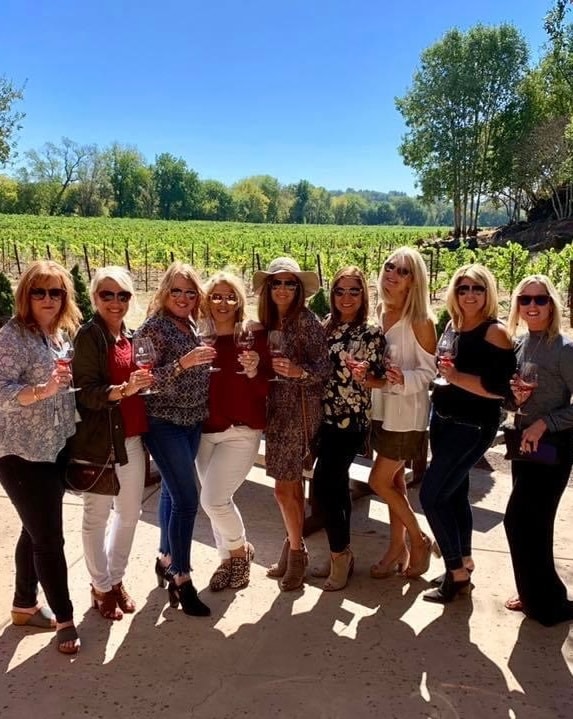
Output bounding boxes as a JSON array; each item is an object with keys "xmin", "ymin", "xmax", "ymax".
[
  {"xmin": 196, "ymin": 317, "xmax": 220, "ymax": 373},
  {"xmin": 515, "ymin": 361, "xmax": 539, "ymax": 415},
  {"xmin": 434, "ymin": 328, "xmax": 459, "ymax": 386},
  {"xmin": 344, "ymin": 338, "xmax": 367, "ymax": 386},
  {"xmin": 132, "ymin": 336, "xmax": 157, "ymax": 394},
  {"xmin": 49, "ymin": 330, "xmax": 80, "ymax": 393},
  {"xmin": 383, "ymin": 343, "xmax": 399, "ymax": 371},
  {"xmin": 268, "ymin": 330, "xmax": 287, "ymax": 382},
  {"xmin": 234, "ymin": 322, "xmax": 255, "ymax": 375}
]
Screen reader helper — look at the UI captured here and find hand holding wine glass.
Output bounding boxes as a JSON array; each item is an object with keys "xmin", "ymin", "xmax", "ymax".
[
  {"xmin": 268, "ymin": 330, "xmax": 287, "ymax": 382},
  {"xmin": 234, "ymin": 322, "xmax": 255, "ymax": 375},
  {"xmin": 196, "ymin": 317, "xmax": 220, "ymax": 373},
  {"xmin": 434, "ymin": 328, "xmax": 459, "ymax": 386},
  {"xmin": 49, "ymin": 330, "xmax": 79, "ymax": 393},
  {"xmin": 132, "ymin": 337, "xmax": 157, "ymax": 394},
  {"xmin": 513, "ymin": 361, "xmax": 539, "ymax": 415},
  {"xmin": 382, "ymin": 343, "xmax": 403, "ymax": 386}
]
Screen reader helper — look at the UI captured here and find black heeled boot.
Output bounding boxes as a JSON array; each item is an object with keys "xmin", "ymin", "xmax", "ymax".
[
  {"xmin": 168, "ymin": 579, "xmax": 211, "ymax": 616},
  {"xmin": 423, "ymin": 571, "xmax": 472, "ymax": 604}
]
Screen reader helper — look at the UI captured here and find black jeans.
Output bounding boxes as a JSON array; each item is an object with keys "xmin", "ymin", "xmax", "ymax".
[
  {"xmin": 0, "ymin": 454, "xmax": 74, "ymax": 623},
  {"xmin": 312, "ymin": 423, "xmax": 366, "ymax": 553},
  {"xmin": 504, "ymin": 456, "xmax": 573, "ymax": 626}
]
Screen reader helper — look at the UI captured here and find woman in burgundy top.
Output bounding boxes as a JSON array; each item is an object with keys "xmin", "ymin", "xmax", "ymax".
[
  {"xmin": 70, "ymin": 266, "xmax": 153, "ymax": 620},
  {"xmin": 196, "ymin": 271, "xmax": 269, "ymax": 591}
]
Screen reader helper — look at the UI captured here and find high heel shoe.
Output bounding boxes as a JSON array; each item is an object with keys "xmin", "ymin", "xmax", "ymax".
[
  {"xmin": 112, "ymin": 582, "xmax": 136, "ymax": 613},
  {"xmin": 267, "ymin": 537, "xmax": 290, "ymax": 578},
  {"xmin": 370, "ymin": 546, "xmax": 410, "ymax": 579},
  {"xmin": 323, "ymin": 549, "xmax": 354, "ymax": 592},
  {"xmin": 168, "ymin": 579, "xmax": 211, "ymax": 616},
  {"xmin": 91, "ymin": 585, "xmax": 123, "ymax": 620},
  {"xmin": 155, "ymin": 557, "xmax": 170, "ymax": 588},
  {"xmin": 423, "ymin": 571, "xmax": 472, "ymax": 603},
  {"xmin": 280, "ymin": 547, "xmax": 309, "ymax": 591},
  {"xmin": 431, "ymin": 566, "xmax": 473, "ymax": 587},
  {"xmin": 404, "ymin": 534, "xmax": 441, "ymax": 579}
]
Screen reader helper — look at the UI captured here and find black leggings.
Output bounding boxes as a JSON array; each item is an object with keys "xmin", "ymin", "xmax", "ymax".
[
  {"xmin": 0, "ymin": 454, "xmax": 74, "ymax": 623},
  {"xmin": 312, "ymin": 424, "xmax": 366, "ymax": 553}
]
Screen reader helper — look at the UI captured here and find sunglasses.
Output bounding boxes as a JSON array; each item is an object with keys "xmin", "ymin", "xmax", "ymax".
[
  {"xmin": 517, "ymin": 294, "xmax": 550, "ymax": 307},
  {"xmin": 384, "ymin": 261, "xmax": 411, "ymax": 277},
  {"xmin": 270, "ymin": 279, "xmax": 298, "ymax": 291},
  {"xmin": 98, "ymin": 290, "xmax": 132, "ymax": 303},
  {"xmin": 455, "ymin": 284, "xmax": 486, "ymax": 296},
  {"xmin": 170, "ymin": 288, "xmax": 198, "ymax": 301},
  {"xmin": 30, "ymin": 287, "xmax": 67, "ymax": 301},
  {"xmin": 209, "ymin": 293, "xmax": 238, "ymax": 305},
  {"xmin": 333, "ymin": 287, "xmax": 362, "ymax": 297}
]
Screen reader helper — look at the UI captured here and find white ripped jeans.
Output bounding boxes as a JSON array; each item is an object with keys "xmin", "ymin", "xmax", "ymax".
[
  {"xmin": 82, "ymin": 435, "xmax": 145, "ymax": 593},
  {"xmin": 196, "ymin": 426, "xmax": 261, "ymax": 559}
]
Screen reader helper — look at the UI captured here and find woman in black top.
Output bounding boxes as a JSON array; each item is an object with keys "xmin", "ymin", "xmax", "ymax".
[
  {"xmin": 504, "ymin": 275, "xmax": 573, "ymax": 626},
  {"xmin": 420, "ymin": 264, "xmax": 515, "ymax": 603}
]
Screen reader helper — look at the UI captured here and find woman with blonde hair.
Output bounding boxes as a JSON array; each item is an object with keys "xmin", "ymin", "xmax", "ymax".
[
  {"xmin": 360, "ymin": 247, "xmax": 438, "ymax": 580},
  {"xmin": 69, "ymin": 266, "xmax": 153, "ymax": 621},
  {"xmin": 196, "ymin": 271, "xmax": 270, "ymax": 591},
  {"xmin": 136, "ymin": 262, "xmax": 215, "ymax": 616},
  {"xmin": 504, "ymin": 275, "xmax": 573, "ymax": 625},
  {"xmin": 0, "ymin": 260, "xmax": 81, "ymax": 653},
  {"xmin": 420, "ymin": 263, "xmax": 515, "ymax": 603}
]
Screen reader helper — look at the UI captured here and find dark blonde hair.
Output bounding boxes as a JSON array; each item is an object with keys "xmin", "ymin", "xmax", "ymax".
[
  {"xmin": 15, "ymin": 260, "xmax": 81, "ymax": 335},
  {"xmin": 508, "ymin": 274, "xmax": 561, "ymax": 341},
  {"xmin": 147, "ymin": 262, "xmax": 203, "ymax": 320},
  {"xmin": 257, "ymin": 273, "xmax": 305, "ymax": 329},
  {"xmin": 202, "ymin": 271, "xmax": 247, "ymax": 322},
  {"xmin": 325, "ymin": 265, "xmax": 368, "ymax": 333},
  {"xmin": 445, "ymin": 264, "xmax": 499, "ymax": 330}
]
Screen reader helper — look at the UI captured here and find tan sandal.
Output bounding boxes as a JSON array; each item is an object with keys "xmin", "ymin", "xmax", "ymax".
[{"xmin": 323, "ymin": 549, "xmax": 354, "ymax": 592}]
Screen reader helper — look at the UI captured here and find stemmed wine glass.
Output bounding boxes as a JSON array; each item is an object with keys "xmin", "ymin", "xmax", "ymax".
[
  {"xmin": 196, "ymin": 317, "xmax": 220, "ymax": 372},
  {"xmin": 49, "ymin": 330, "xmax": 80, "ymax": 393},
  {"xmin": 434, "ymin": 327, "xmax": 459, "ymax": 386},
  {"xmin": 234, "ymin": 322, "xmax": 255, "ymax": 375},
  {"xmin": 132, "ymin": 336, "xmax": 157, "ymax": 394},
  {"xmin": 514, "ymin": 361, "xmax": 539, "ymax": 415},
  {"xmin": 344, "ymin": 337, "xmax": 366, "ymax": 386},
  {"xmin": 383, "ymin": 343, "xmax": 399, "ymax": 371},
  {"xmin": 268, "ymin": 330, "xmax": 287, "ymax": 382}
]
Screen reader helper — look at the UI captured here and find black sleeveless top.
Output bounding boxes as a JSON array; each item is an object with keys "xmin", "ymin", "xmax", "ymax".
[{"xmin": 432, "ymin": 319, "xmax": 516, "ymax": 426}]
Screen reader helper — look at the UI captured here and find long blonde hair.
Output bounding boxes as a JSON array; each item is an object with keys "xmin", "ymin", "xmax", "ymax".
[
  {"xmin": 508, "ymin": 274, "xmax": 561, "ymax": 341},
  {"xmin": 376, "ymin": 247, "xmax": 434, "ymax": 325},
  {"xmin": 202, "ymin": 271, "xmax": 247, "ymax": 323},
  {"xmin": 147, "ymin": 262, "xmax": 203, "ymax": 320},
  {"xmin": 445, "ymin": 264, "xmax": 498, "ymax": 330}
]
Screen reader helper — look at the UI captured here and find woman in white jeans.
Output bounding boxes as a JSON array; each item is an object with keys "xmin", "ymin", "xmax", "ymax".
[
  {"xmin": 69, "ymin": 266, "xmax": 153, "ymax": 620},
  {"xmin": 196, "ymin": 272, "xmax": 269, "ymax": 591}
]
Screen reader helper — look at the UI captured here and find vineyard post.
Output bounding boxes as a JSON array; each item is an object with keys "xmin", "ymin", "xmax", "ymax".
[
  {"xmin": 46, "ymin": 244, "xmax": 51, "ymax": 260},
  {"xmin": 83, "ymin": 244, "xmax": 91, "ymax": 281},
  {"xmin": 14, "ymin": 243, "xmax": 21, "ymax": 275},
  {"xmin": 170, "ymin": 251, "xmax": 175, "ymax": 264},
  {"xmin": 251, "ymin": 246, "xmax": 255, "ymax": 275},
  {"xmin": 125, "ymin": 248, "xmax": 131, "ymax": 273},
  {"xmin": 569, "ymin": 260, "xmax": 573, "ymax": 328},
  {"xmin": 145, "ymin": 241, "xmax": 148, "ymax": 292},
  {"xmin": 103, "ymin": 238, "xmax": 107, "ymax": 266},
  {"xmin": 377, "ymin": 244, "xmax": 382, "ymax": 273},
  {"xmin": 427, "ymin": 250, "xmax": 434, "ymax": 300},
  {"xmin": 304, "ymin": 236, "xmax": 308, "ymax": 270},
  {"xmin": 205, "ymin": 244, "xmax": 209, "ymax": 270},
  {"xmin": 191, "ymin": 242, "xmax": 194, "ymax": 266},
  {"xmin": 1, "ymin": 237, "xmax": 5, "ymax": 271},
  {"xmin": 435, "ymin": 247, "xmax": 440, "ymax": 296},
  {"xmin": 61, "ymin": 240, "xmax": 66, "ymax": 266},
  {"xmin": 363, "ymin": 253, "xmax": 367, "ymax": 274},
  {"xmin": 255, "ymin": 253, "xmax": 261, "ymax": 271},
  {"xmin": 510, "ymin": 250, "xmax": 515, "ymax": 294},
  {"xmin": 317, "ymin": 253, "xmax": 323, "ymax": 287}
]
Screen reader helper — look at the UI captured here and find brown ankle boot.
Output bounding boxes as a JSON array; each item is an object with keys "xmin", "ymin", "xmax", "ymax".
[
  {"xmin": 280, "ymin": 548, "xmax": 308, "ymax": 591},
  {"xmin": 266, "ymin": 537, "xmax": 290, "ymax": 578}
]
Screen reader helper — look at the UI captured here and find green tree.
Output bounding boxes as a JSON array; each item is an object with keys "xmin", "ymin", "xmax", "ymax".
[
  {"xmin": 396, "ymin": 24, "xmax": 529, "ymax": 237},
  {"xmin": 153, "ymin": 152, "xmax": 201, "ymax": 220},
  {"xmin": 70, "ymin": 264, "xmax": 93, "ymax": 322},
  {"xmin": 0, "ymin": 174, "xmax": 18, "ymax": 213},
  {"xmin": 0, "ymin": 270, "xmax": 14, "ymax": 323},
  {"xmin": 0, "ymin": 76, "xmax": 25, "ymax": 166},
  {"xmin": 289, "ymin": 180, "xmax": 312, "ymax": 223},
  {"xmin": 232, "ymin": 179, "xmax": 270, "ymax": 223},
  {"xmin": 106, "ymin": 144, "xmax": 150, "ymax": 218},
  {"xmin": 199, "ymin": 179, "xmax": 236, "ymax": 220}
]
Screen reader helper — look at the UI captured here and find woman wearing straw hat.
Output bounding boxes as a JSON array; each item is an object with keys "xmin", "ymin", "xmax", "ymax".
[{"xmin": 253, "ymin": 257, "xmax": 330, "ymax": 591}]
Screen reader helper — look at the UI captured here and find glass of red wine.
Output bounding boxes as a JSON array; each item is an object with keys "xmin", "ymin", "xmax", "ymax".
[
  {"xmin": 515, "ymin": 361, "xmax": 539, "ymax": 415},
  {"xmin": 49, "ymin": 330, "xmax": 80, "ymax": 393},
  {"xmin": 234, "ymin": 322, "xmax": 255, "ymax": 375},
  {"xmin": 132, "ymin": 336, "xmax": 157, "ymax": 394},
  {"xmin": 196, "ymin": 317, "xmax": 220, "ymax": 372},
  {"xmin": 434, "ymin": 328, "xmax": 458, "ymax": 386},
  {"xmin": 268, "ymin": 330, "xmax": 287, "ymax": 382}
]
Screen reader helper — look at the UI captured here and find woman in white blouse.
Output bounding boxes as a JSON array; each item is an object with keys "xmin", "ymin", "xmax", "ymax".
[{"xmin": 359, "ymin": 247, "xmax": 437, "ymax": 579}]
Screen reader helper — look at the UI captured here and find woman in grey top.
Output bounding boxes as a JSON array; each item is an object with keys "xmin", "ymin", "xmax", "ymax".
[
  {"xmin": 0, "ymin": 260, "xmax": 82, "ymax": 653},
  {"xmin": 504, "ymin": 274, "xmax": 573, "ymax": 626}
]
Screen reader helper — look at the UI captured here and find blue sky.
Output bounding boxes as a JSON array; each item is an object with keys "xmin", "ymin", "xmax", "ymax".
[{"xmin": 0, "ymin": 0, "xmax": 554, "ymax": 193}]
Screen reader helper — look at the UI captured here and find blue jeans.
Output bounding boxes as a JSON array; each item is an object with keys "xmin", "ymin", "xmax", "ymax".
[
  {"xmin": 420, "ymin": 412, "xmax": 498, "ymax": 570},
  {"xmin": 144, "ymin": 417, "xmax": 202, "ymax": 575}
]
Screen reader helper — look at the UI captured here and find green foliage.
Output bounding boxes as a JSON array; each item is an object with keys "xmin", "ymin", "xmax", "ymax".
[
  {"xmin": 435, "ymin": 307, "xmax": 450, "ymax": 338},
  {"xmin": 70, "ymin": 264, "xmax": 93, "ymax": 322},
  {"xmin": 0, "ymin": 269, "xmax": 14, "ymax": 320},
  {"xmin": 308, "ymin": 287, "xmax": 330, "ymax": 319},
  {"xmin": 0, "ymin": 76, "xmax": 25, "ymax": 166}
]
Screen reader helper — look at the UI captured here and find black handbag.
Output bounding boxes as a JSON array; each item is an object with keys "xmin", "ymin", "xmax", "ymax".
[{"xmin": 503, "ymin": 427, "xmax": 559, "ymax": 465}]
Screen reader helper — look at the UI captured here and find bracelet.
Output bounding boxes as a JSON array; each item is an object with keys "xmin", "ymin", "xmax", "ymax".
[
  {"xmin": 173, "ymin": 359, "xmax": 184, "ymax": 376},
  {"xmin": 119, "ymin": 382, "xmax": 129, "ymax": 399},
  {"xmin": 32, "ymin": 385, "xmax": 43, "ymax": 402}
]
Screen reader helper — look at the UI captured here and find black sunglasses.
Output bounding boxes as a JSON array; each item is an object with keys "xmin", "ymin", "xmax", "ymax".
[
  {"xmin": 30, "ymin": 287, "xmax": 67, "ymax": 301},
  {"xmin": 384, "ymin": 261, "xmax": 411, "ymax": 277},
  {"xmin": 170, "ymin": 288, "xmax": 198, "ymax": 300},
  {"xmin": 455, "ymin": 284, "xmax": 486, "ymax": 296},
  {"xmin": 98, "ymin": 290, "xmax": 132, "ymax": 303},
  {"xmin": 517, "ymin": 294, "xmax": 550, "ymax": 307},
  {"xmin": 333, "ymin": 287, "xmax": 362, "ymax": 297},
  {"xmin": 270, "ymin": 279, "xmax": 298, "ymax": 290}
]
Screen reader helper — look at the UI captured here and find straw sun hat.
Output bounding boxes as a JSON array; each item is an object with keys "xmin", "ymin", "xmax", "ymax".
[{"xmin": 252, "ymin": 257, "xmax": 319, "ymax": 298}]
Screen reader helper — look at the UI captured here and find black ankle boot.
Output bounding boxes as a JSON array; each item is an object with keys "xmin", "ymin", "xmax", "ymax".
[
  {"xmin": 169, "ymin": 580, "xmax": 211, "ymax": 616},
  {"xmin": 423, "ymin": 571, "xmax": 472, "ymax": 604}
]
